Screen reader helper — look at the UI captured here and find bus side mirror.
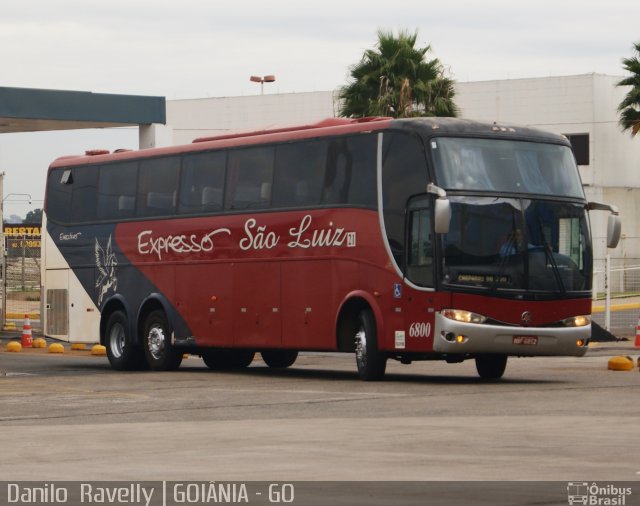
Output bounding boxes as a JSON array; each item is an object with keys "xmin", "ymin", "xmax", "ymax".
[
  {"xmin": 607, "ymin": 214, "xmax": 621, "ymax": 249},
  {"xmin": 427, "ymin": 183, "xmax": 451, "ymax": 234},
  {"xmin": 587, "ymin": 201, "xmax": 621, "ymax": 249},
  {"xmin": 434, "ymin": 198, "xmax": 451, "ymax": 234}
]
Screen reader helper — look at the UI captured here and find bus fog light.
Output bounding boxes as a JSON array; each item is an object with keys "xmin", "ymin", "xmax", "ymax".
[
  {"xmin": 455, "ymin": 334, "xmax": 468, "ymax": 343},
  {"xmin": 576, "ymin": 339, "xmax": 586, "ymax": 347},
  {"xmin": 443, "ymin": 332, "xmax": 455, "ymax": 342}
]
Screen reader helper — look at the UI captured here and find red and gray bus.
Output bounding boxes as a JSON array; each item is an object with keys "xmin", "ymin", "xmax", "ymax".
[{"xmin": 42, "ymin": 117, "xmax": 620, "ymax": 379}]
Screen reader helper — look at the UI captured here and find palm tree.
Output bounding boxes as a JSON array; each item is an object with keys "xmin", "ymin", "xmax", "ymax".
[
  {"xmin": 617, "ymin": 41, "xmax": 640, "ymax": 137},
  {"xmin": 339, "ymin": 29, "xmax": 458, "ymax": 118}
]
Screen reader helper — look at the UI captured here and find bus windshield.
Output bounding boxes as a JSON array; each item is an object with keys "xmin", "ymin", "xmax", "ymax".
[
  {"xmin": 431, "ymin": 137, "xmax": 585, "ymax": 198},
  {"xmin": 441, "ymin": 197, "xmax": 592, "ymax": 293}
]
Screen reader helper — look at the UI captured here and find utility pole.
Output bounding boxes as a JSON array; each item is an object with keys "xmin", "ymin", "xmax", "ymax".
[{"xmin": 0, "ymin": 172, "xmax": 5, "ymax": 330}]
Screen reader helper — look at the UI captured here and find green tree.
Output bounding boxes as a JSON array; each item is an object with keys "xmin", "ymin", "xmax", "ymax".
[
  {"xmin": 339, "ymin": 29, "xmax": 458, "ymax": 118},
  {"xmin": 25, "ymin": 208, "xmax": 42, "ymax": 224},
  {"xmin": 617, "ymin": 41, "xmax": 640, "ymax": 137}
]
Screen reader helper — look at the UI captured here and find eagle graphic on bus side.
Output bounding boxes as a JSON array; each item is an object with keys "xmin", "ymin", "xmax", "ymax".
[{"xmin": 95, "ymin": 235, "xmax": 118, "ymax": 306}]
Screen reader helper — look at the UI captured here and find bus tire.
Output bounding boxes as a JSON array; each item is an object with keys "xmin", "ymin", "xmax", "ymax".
[
  {"xmin": 202, "ymin": 349, "xmax": 255, "ymax": 370},
  {"xmin": 261, "ymin": 350, "xmax": 298, "ymax": 368},
  {"xmin": 354, "ymin": 309, "xmax": 386, "ymax": 381},
  {"xmin": 105, "ymin": 310, "xmax": 147, "ymax": 371},
  {"xmin": 475, "ymin": 354, "xmax": 508, "ymax": 380},
  {"xmin": 142, "ymin": 310, "xmax": 183, "ymax": 371}
]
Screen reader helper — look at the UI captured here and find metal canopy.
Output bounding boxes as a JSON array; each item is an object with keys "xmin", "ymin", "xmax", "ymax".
[{"xmin": 0, "ymin": 86, "xmax": 166, "ymax": 133}]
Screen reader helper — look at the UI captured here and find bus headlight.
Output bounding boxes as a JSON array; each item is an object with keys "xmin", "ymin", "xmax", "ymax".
[
  {"xmin": 562, "ymin": 315, "xmax": 591, "ymax": 327},
  {"xmin": 441, "ymin": 309, "xmax": 487, "ymax": 324}
]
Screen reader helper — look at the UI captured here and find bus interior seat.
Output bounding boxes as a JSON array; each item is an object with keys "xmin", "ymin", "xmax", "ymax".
[
  {"xmin": 147, "ymin": 191, "xmax": 175, "ymax": 211},
  {"xmin": 201, "ymin": 186, "xmax": 223, "ymax": 210},
  {"xmin": 118, "ymin": 195, "xmax": 135, "ymax": 213},
  {"xmin": 294, "ymin": 181, "xmax": 309, "ymax": 204},
  {"xmin": 260, "ymin": 182, "xmax": 272, "ymax": 202}
]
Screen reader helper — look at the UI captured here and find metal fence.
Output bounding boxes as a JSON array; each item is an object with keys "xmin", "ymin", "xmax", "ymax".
[
  {"xmin": 592, "ymin": 258, "xmax": 640, "ymax": 338},
  {"xmin": 2, "ymin": 233, "xmax": 41, "ymax": 332}
]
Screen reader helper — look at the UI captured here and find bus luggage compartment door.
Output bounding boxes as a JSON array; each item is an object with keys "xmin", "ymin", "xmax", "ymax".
[
  {"xmin": 44, "ymin": 269, "xmax": 69, "ymax": 339},
  {"xmin": 232, "ymin": 262, "xmax": 281, "ymax": 346}
]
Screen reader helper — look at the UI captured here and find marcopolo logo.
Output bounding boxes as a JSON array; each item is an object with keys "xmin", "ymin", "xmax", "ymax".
[{"xmin": 567, "ymin": 482, "xmax": 632, "ymax": 505}]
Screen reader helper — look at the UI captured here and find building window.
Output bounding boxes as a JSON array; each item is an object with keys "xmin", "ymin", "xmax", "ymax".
[{"xmin": 564, "ymin": 133, "xmax": 589, "ymax": 166}]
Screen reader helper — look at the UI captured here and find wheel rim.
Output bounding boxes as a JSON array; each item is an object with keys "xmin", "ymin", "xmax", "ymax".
[
  {"xmin": 147, "ymin": 325, "xmax": 166, "ymax": 360},
  {"xmin": 108, "ymin": 322, "xmax": 125, "ymax": 359},
  {"xmin": 355, "ymin": 326, "xmax": 367, "ymax": 366}
]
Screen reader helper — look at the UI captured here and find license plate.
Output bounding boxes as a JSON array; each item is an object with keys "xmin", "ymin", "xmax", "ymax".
[{"xmin": 513, "ymin": 336, "xmax": 538, "ymax": 345}]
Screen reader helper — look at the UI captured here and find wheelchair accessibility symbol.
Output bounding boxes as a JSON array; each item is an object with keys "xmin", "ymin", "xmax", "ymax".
[{"xmin": 393, "ymin": 283, "xmax": 402, "ymax": 299}]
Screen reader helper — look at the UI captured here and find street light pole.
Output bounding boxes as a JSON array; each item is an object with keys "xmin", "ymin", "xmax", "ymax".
[{"xmin": 250, "ymin": 75, "xmax": 276, "ymax": 95}]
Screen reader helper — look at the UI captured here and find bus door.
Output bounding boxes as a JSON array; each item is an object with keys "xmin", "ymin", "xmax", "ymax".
[{"xmin": 402, "ymin": 196, "xmax": 436, "ymax": 352}]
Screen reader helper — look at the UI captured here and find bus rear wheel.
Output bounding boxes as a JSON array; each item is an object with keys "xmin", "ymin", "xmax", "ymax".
[
  {"xmin": 354, "ymin": 309, "xmax": 387, "ymax": 381},
  {"xmin": 261, "ymin": 350, "xmax": 298, "ymax": 368},
  {"xmin": 143, "ymin": 310, "xmax": 183, "ymax": 371},
  {"xmin": 475, "ymin": 354, "xmax": 508, "ymax": 380},
  {"xmin": 202, "ymin": 349, "xmax": 255, "ymax": 370},
  {"xmin": 105, "ymin": 310, "xmax": 147, "ymax": 370}
]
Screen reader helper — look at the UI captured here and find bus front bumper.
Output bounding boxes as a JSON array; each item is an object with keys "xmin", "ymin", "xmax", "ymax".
[{"xmin": 433, "ymin": 313, "xmax": 590, "ymax": 357}]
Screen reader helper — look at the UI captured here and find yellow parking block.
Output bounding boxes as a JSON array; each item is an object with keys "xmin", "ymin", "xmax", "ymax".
[
  {"xmin": 32, "ymin": 338, "xmax": 47, "ymax": 348},
  {"xmin": 607, "ymin": 356, "xmax": 634, "ymax": 371},
  {"xmin": 6, "ymin": 341, "xmax": 21, "ymax": 352},
  {"xmin": 91, "ymin": 345, "xmax": 106, "ymax": 356},
  {"xmin": 48, "ymin": 343, "xmax": 65, "ymax": 354}
]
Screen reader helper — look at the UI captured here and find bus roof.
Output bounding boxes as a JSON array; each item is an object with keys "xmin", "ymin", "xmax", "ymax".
[{"xmin": 48, "ymin": 116, "xmax": 568, "ymax": 170}]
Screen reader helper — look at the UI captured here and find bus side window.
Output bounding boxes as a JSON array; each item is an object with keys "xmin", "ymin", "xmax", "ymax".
[
  {"xmin": 97, "ymin": 162, "xmax": 138, "ymax": 221},
  {"xmin": 322, "ymin": 139, "xmax": 350, "ymax": 204},
  {"xmin": 179, "ymin": 151, "xmax": 226, "ymax": 215},
  {"xmin": 225, "ymin": 146, "xmax": 275, "ymax": 210},
  {"xmin": 46, "ymin": 168, "xmax": 72, "ymax": 223},
  {"xmin": 137, "ymin": 156, "xmax": 179, "ymax": 218},
  {"xmin": 381, "ymin": 132, "xmax": 429, "ymax": 268},
  {"xmin": 407, "ymin": 205, "xmax": 434, "ymax": 287},
  {"xmin": 272, "ymin": 140, "xmax": 326, "ymax": 208}
]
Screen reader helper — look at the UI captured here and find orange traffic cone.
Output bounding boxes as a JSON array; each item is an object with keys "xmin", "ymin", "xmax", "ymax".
[{"xmin": 21, "ymin": 315, "xmax": 33, "ymax": 348}]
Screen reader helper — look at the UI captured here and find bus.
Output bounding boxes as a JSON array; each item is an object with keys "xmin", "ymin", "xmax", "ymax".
[{"xmin": 42, "ymin": 117, "xmax": 621, "ymax": 380}]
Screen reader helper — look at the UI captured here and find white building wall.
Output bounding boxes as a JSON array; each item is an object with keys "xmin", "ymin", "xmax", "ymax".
[{"xmin": 167, "ymin": 91, "xmax": 339, "ymax": 145}]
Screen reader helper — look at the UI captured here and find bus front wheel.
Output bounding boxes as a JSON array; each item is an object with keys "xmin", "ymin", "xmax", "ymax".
[
  {"xmin": 105, "ymin": 310, "xmax": 146, "ymax": 370},
  {"xmin": 354, "ymin": 309, "xmax": 386, "ymax": 381},
  {"xmin": 475, "ymin": 354, "xmax": 508, "ymax": 380},
  {"xmin": 261, "ymin": 350, "xmax": 298, "ymax": 368},
  {"xmin": 142, "ymin": 310, "xmax": 183, "ymax": 371}
]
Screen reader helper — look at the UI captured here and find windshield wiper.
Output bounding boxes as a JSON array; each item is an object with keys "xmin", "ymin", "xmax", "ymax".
[{"xmin": 536, "ymin": 219, "xmax": 566, "ymax": 295}]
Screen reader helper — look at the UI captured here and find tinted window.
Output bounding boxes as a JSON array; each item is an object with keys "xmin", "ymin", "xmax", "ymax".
[
  {"xmin": 137, "ymin": 156, "xmax": 180, "ymax": 217},
  {"xmin": 70, "ymin": 168, "xmax": 98, "ymax": 221},
  {"xmin": 178, "ymin": 151, "xmax": 226, "ymax": 214},
  {"xmin": 322, "ymin": 134, "xmax": 377, "ymax": 208},
  {"xmin": 272, "ymin": 141, "xmax": 326, "ymax": 208},
  {"xmin": 226, "ymin": 146, "xmax": 274, "ymax": 210},
  {"xmin": 381, "ymin": 132, "xmax": 428, "ymax": 267},
  {"xmin": 407, "ymin": 199, "xmax": 433, "ymax": 287},
  {"xmin": 97, "ymin": 162, "xmax": 138, "ymax": 220},
  {"xmin": 46, "ymin": 169, "xmax": 72, "ymax": 223},
  {"xmin": 46, "ymin": 167, "xmax": 99, "ymax": 224},
  {"xmin": 345, "ymin": 135, "xmax": 377, "ymax": 207}
]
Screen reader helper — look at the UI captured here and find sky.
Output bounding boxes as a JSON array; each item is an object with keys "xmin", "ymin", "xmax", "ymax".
[{"xmin": 1, "ymin": 0, "xmax": 639, "ymax": 218}]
